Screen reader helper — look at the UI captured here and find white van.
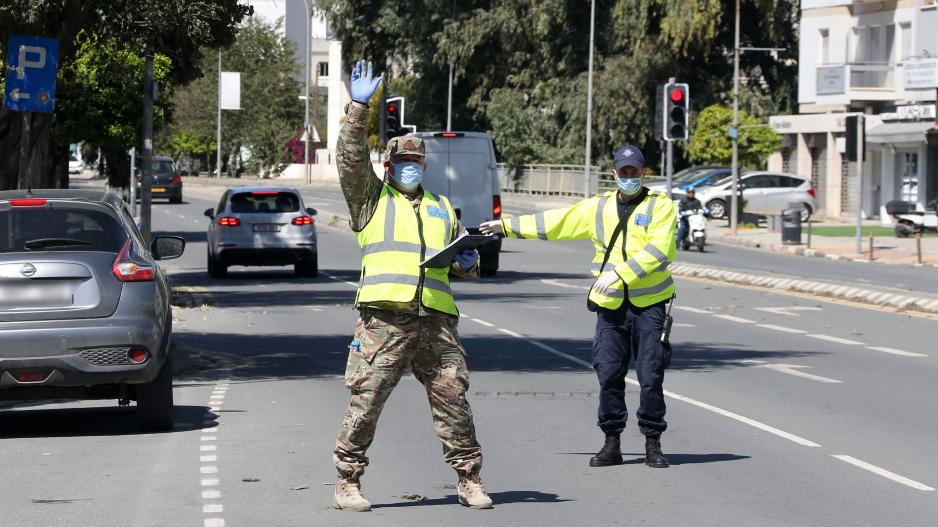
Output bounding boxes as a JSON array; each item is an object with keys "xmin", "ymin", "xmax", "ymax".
[{"xmin": 412, "ymin": 131, "xmax": 502, "ymax": 276}]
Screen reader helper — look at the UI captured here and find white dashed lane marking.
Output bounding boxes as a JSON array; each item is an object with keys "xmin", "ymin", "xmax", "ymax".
[
  {"xmin": 866, "ymin": 346, "xmax": 928, "ymax": 358},
  {"xmin": 712, "ymin": 314, "xmax": 756, "ymax": 324},
  {"xmin": 200, "ymin": 381, "xmax": 228, "ymax": 527},
  {"xmin": 807, "ymin": 334, "xmax": 863, "ymax": 346},
  {"xmin": 832, "ymin": 455, "xmax": 935, "ymax": 491},
  {"xmin": 757, "ymin": 324, "xmax": 807, "ymax": 334}
]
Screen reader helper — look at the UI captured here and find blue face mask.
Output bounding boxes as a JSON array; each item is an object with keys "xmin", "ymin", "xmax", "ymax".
[
  {"xmin": 616, "ymin": 177, "xmax": 642, "ymax": 195},
  {"xmin": 391, "ymin": 161, "xmax": 423, "ymax": 191}
]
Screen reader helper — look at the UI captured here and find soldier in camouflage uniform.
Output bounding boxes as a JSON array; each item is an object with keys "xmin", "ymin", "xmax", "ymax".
[{"xmin": 332, "ymin": 59, "xmax": 492, "ymax": 512}]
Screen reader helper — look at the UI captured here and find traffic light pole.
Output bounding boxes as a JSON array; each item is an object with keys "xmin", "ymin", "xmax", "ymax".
[
  {"xmin": 855, "ymin": 115, "xmax": 864, "ymax": 255},
  {"xmin": 730, "ymin": 0, "xmax": 740, "ymax": 235},
  {"xmin": 141, "ymin": 49, "xmax": 154, "ymax": 244},
  {"xmin": 665, "ymin": 76, "xmax": 675, "ymax": 197},
  {"xmin": 583, "ymin": 0, "xmax": 596, "ymax": 198}
]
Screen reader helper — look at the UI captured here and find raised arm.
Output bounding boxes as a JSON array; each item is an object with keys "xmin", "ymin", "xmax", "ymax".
[
  {"xmin": 480, "ymin": 197, "xmax": 597, "ymax": 241},
  {"xmin": 337, "ymin": 60, "xmax": 384, "ymax": 231}
]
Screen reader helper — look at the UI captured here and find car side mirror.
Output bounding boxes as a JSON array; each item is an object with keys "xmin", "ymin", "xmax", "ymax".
[
  {"xmin": 204, "ymin": 208, "xmax": 214, "ymax": 219},
  {"xmin": 305, "ymin": 207, "xmax": 318, "ymax": 216},
  {"xmin": 151, "ymin": 236, "xmax": 186, "ymax": 261}
]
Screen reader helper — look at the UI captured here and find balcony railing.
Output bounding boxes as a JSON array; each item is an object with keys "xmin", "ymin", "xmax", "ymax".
[{"xmin": 816, "ymin": 62, "xmax": 897, "ymax": 96}]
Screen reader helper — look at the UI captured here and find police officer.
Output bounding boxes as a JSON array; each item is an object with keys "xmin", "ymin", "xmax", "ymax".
[
  {"xmin": 676, "ymin": 188, "xmax": 704, "ymax": 249},
  {"xmin": 481, "ymin": 145, "xmax": 676, "ymax": 468},
  {"xmin": 332, "ymin": 60, "xmax": 492, "ymax": 511}
]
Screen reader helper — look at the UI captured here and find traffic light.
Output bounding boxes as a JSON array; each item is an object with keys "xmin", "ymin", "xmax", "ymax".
[
  {"xmin": 385, "ymin": 98, "xmax": 404, "ymax": 140},
  {"xmin": 663, "ymin": 83, "xmax": 689, "ymax": 141}
]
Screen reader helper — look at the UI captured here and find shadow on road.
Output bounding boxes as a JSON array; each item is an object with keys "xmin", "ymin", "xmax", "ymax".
[
  {"xmin": 371, "ymin": 490, "xmax": 572, "ymax": 509},
  {"xmin": 0, "ymin": 404, "xmax": 215, "ymax": 438},
  {"xmin": 620, "ymin": 453, "xmax": 750, "ymax": 465}
]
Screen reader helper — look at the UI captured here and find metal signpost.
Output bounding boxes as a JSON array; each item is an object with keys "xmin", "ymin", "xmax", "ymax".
[{"xmin": 3, "ymin": 36, "xmax": 59, "ymax": 190}]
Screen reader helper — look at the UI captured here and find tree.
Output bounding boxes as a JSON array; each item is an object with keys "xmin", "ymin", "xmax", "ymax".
[
  {"xmin": 316, "ymin": 0, "xmax": 798, "ymax": 171},
  {"xmin": 0, "ymin": 0, "xmax": 252, "ymax": 190},
  {"xmin": 687, "ymin": 104, "xmax": 780, "ymax": 168},
  {"xmin": 165, "ymin": 17, "xmax": 304, "ymax": 177}
]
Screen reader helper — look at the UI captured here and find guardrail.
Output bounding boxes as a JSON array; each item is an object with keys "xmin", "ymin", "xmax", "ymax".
[{"xmin": 498, "ymin": 163, "xmax": 661, "ymax": 197}]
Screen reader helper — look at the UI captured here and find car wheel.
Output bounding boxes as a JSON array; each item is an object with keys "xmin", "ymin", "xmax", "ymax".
[
  {"xmin": 480, "ymin": 250, "xmax": 499, "ymax": 277},
  {"xmin": 137, "ymin": 355, "xmax": 174, "ymax": 432},
  {"xmin": 707, "ymin": 199, "xmax": 726, "ymax": 219},
  {"xmin": 208, "ymin": 250, "xmax": 228, "ymax": 279},
  {"xmin": 800, "ymin": 203, "xmax": 812, "ymax": 223},
  {"xmin": 895, "ymin": 222, "xmax": 915, "ymax": 238},
  {"xmin": 295, "ymin": 254, "xmax": 319, "ymax": 277}
]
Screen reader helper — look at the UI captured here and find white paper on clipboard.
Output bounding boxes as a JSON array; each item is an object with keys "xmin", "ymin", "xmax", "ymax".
[{"xmin": 419, "ymin": 234, "xmax": 495, "ymax": 268}]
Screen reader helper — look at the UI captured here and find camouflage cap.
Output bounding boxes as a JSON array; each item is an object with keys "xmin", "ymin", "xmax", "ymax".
[{"xmin": 385, "ymin": 135, "xmax": 426, "ymax": 159}]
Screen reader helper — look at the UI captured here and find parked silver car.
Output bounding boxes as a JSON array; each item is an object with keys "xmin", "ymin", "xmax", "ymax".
[
  {"xmin": 204, "ymin": 187, "xmax": 318, "ymax": 278},
  {"xmin": 0, "ymin": 190, "xmax": 185, "ymax": 431},
  {"xmin": 696, "ymin": 171, "xmax": 818, "ymax": 222}
]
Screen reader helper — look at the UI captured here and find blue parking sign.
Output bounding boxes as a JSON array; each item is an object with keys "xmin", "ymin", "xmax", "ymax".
[{"xmin": 4, "ymin": 35, "xmax": 59, "ymax": 113}]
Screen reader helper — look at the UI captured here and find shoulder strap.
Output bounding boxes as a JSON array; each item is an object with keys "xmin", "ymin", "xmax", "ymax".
[{"xmin": 598, "ymin": 216, "xmax": 626, "ymax": 274}]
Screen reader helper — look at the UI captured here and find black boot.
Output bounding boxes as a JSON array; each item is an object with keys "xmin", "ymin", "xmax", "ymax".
[
  {"xmin": 645, "ymin": 435, "xmax": 669, "ymax": 468},
  {"xmin": 589, "ymin": 433, "xmax": 623, "ymax": 467}
]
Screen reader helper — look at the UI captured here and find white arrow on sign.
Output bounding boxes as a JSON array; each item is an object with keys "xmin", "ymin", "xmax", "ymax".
[
  {"xmin": 9, "ymin": 88, "xmax": 30, "ymax": 101},
  {"xmin": 755, "ymin": 306, "xmax": 823, "ymax": 317},
  {"xmin": 742, "ymin": 360, "xmax": 842, "ymax": 384}
]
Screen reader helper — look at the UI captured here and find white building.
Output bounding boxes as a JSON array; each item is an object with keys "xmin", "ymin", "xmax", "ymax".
[
  {"xmin": 768, "ymin": 0, "xmax": 938, "ymax": 220},
  {"xmin": 249, "ymin": 0, "xmax": 349, "ymax": 164}
]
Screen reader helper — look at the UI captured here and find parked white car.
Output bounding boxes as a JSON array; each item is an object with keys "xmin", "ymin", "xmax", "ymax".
[
  {"xmin": 696, "ymin": 171, "xmax": 818, "ymax": 222},
  {"xmin": 68, "ymin": 154, "xmax": 84, "ymax": 174}
]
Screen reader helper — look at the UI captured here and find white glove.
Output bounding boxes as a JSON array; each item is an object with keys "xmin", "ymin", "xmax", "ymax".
[
  {"xmin": 479, "ymin": 220, "xmax": 503, "ymax": 236},
  {"xmin": 592, "ymin": 270, "xmax": 620, "ymax": 295}
]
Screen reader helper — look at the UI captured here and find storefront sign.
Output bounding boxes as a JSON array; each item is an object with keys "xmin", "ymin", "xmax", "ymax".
[
  {"xmin": 817, "ymin": 66, "xmax": 846, "ymax": 95},
  {"xmin": 904, "ymin": 59, "xmax": 938, "ymax": 90},
  {"xmin": 880, "ymin": 104, "xmax": 936, "ymax": 121}
]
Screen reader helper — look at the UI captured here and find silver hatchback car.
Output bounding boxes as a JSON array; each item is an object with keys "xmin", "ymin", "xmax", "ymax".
[
  {"xmin": 696, "ymin": 171, "xmax": 819, "ymax": 222},
  {"xmin": 0, "ymin": 190, "xmax": 185, "ymax": 431},
  {"xmin": 205, "ymin": 187, "xmax": 318, "ymax": 278}
]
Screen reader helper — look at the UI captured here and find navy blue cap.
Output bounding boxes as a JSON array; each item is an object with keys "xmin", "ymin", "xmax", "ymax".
[{"xmin": 614, "ymin": 145, "xmax": 645, "ymax": 171}]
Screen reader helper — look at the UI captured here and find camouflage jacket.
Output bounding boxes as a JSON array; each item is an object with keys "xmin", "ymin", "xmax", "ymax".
[{"xmin": 337, "ymin": 102, "xmax": 478, "ymax": 317}]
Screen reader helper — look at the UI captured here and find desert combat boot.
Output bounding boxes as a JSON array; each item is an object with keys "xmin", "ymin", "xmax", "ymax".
[
  {"xmin": 335, "ymin": 477, "xmax": 371, "ymax": 511},
  {"xmin": 457, "ymin": 472, "xmax": 494, "ymax": 509}
]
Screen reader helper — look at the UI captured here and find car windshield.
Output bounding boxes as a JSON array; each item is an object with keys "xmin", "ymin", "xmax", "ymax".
[
  {"xmin": 153, "ymin": 160, "xmax": 175, "ymax": 174},
  {"xmin": 673, "ymin": 169, "xmax": 707, "ymax": 183},
  {"xmin": 0, "ymin": 206, "xmax": 128, "ymax": 253},
  {"xmin": 230, "ymin": 192, "xmax": 300, "ymax": 213}
]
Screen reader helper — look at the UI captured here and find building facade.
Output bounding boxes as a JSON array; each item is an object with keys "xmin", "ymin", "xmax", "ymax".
[
  {"xmin": 250, "ymin": 0, "xmax": 350, "ymax": 163},
  {"xmin": 769, "ymin": 0, "xmax": 938, "ymax": 220}
]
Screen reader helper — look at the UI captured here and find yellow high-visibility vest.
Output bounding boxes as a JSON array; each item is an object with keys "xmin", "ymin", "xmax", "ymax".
[
  {"xmin": 355, "ymin": 184, "xmax": 458, "ymax": 315},
  {"xmin": 501, "ymin": 189, "xmax": 676, "ymax": 308}
]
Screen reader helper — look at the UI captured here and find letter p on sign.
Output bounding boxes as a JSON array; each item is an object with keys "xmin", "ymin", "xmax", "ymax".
[{"xmin": 17, "ymin": 46, "xmax": 46, "ymax": 80}]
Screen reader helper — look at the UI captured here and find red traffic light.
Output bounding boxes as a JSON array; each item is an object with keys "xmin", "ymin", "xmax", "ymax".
[
  {"xmin": 669, "ymin": 88, "xmax": 684, "ymax": 103},
  {"xmin": 388, "ymin": 105, "xmax": 397, "ymax": 113}
]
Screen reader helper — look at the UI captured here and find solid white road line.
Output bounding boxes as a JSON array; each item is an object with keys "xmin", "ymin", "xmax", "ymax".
[
  {"xmin": 757, "ymin": 362, "xmax": 842, "ymax": 384},
  {"xmin": 756, "ymin": 306, "xmax": 822, "ymax": 317},
  {"xmin": 323, "ymin": 272, "xmax": 359, "ymax": 288},
  {"xmin": 807, "ymin": 334, "xmax": 863, "ymax": 346},
  {"xmin": 482, "ymin": 322, "xmax": 821, "ymax": 448},
  {"xmin": 866, "ymin": 346, "xmax": 928, "ymax": 358},
  {"xmin": 712, "ymin": 314, "xmax": 756, "ymax": 324},
  {"xmin": 757, "ymin": 324, "xmax": 807, "ymax": 334},
  {"xmin": 471, "ymin": 318, "xmax": 495, "ymax": 327},
  {"xmin": 831, "ymin": 455, "xmax": 935, "ymax": 491},
  {"xmin": 673, "ymin": 306, "xmax": 711, "ymax": 314}
]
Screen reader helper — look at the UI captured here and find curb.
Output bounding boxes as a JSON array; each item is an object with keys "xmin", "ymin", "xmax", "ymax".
[{"xmin": 670, "ymin": 262, "xmax": 938, "ymax": 316}]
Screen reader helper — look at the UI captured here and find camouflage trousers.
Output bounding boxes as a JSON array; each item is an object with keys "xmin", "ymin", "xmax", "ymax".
[{"xmin": 334, "ymin": 308, "xmax": 482, "ymax": 481}]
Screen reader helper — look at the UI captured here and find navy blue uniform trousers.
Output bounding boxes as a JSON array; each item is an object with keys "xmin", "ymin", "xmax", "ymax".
[{"xmin": 592, "ymin": 300, "xmax": 670, "ymax": 436}]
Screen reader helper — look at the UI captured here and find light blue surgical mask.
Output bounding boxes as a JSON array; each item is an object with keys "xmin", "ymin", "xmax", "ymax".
[
  {"xmin": 617, "ymin": 177, "xmax": 642, "ymax": 195},
  {"xmin": 391, "ymin": 161, "xmax": 424, "ymax": 191}
]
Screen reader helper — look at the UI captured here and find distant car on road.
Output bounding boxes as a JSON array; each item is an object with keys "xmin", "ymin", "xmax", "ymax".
[
  {"xmin": 0, "ymin": 189, "xmax": 185, "ymax": 431},
  {"xmin": 204, "ymin": 187, "xmax": 318, "ymax": 278},
  {"xmin": 647, "ymin": 166, "xmax": 733, "ymax": 198},
  {"xmin": 696, "ymin": 171, "xmax": 818, "ymax": 222},
  {"xmin": 68, "ymin": 154, "xmax": 84, "ymax": 175},
  {"xmin": 136, "ymin": 156, "xmax": 183, "ymax": 204}
]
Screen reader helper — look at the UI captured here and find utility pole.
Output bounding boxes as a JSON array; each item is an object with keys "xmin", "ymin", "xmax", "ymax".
[
  {"xmin": 446, "ymin": 0, "xmax": 455, "ymax": 131},
  {"xmin": 855, "ymin": 115, "xmax": 864, "ymax": 255},
  {"xmin": 216, "ymin": 50, "xmax": 223, "ymax": 178},
  {"xmin": 583, "ymin": 0, "xmax": 596, "ymax": 197},
  {"xmin": 17, "ymin": 113, "xmax": 31, "ymax": 190},
  {"xmin": 730, "ymin": 0, "xmax": 741, "ymax": 234},
  {"xmin": 303, "ymin": 1, "xmax": 312, "ymax": 184},
  {"xmin": 141, "ymin": 50, "xmax": 154, "ymax": 244}
]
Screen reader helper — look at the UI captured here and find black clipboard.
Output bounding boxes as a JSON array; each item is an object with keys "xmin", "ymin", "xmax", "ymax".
[{"xmin": 419, "ymin": 234, "xmax": 494, "ymax": 268}]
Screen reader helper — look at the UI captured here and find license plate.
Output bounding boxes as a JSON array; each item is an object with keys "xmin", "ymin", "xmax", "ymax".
[
  {"xmin": 0, "ymin": 283, "xmax": 73, "ymax": 309},
  {"xmin": 152, "ymin": 187, "xmax": 166, "ymax": 193},
  {"xmin": 253, "ymin": 224, "xmax": 281, "ymax": 233}
]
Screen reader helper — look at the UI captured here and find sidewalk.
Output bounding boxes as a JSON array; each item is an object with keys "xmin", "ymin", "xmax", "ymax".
[{"xmin": 709, "ymin": 220, "xmax": 938, "ymax": 268}]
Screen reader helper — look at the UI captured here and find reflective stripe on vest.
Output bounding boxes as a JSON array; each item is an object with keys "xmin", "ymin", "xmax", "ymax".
[{"xmin": 355, "ymin": 185, "xmax": 458, "ymax": 315}]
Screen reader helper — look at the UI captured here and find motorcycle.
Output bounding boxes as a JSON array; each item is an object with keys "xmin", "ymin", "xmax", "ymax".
[
  {"xmin": 680, "ymin": 208, "xmax": 708, "ymax": 252},
  {"xmin": 886, "ymin": 199, "xmax": 938, "ymax": 238}
]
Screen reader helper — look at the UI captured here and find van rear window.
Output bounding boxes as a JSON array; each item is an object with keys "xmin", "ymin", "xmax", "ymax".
[{"xmin": 230, "ymin": 192, "xmax": 300, "ymax": 213}]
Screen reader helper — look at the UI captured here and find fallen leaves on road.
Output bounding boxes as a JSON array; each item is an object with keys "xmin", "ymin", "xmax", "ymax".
[
  {"xmin": 399, "ymin": 493, "xmax": 426, "ymax": 501},
  {"xmin": 291, "ymin": 485, "xmax": 309, "ymax": 491},
  {"xmin": 242, "ymin": 478, "xmax": 261, "ymax": 483}
]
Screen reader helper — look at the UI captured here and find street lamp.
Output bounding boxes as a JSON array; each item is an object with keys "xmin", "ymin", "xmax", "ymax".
[
  {"xmin": 302, "ymin": 0, "xmax": 313, "ymax": 185},
  {"xmin": 583, "ymin": 0, "xmax": 596, "ymax": 197},
  {"xmin": 730, "ymin": 0, "xmax": 785, "ymax": 234}
]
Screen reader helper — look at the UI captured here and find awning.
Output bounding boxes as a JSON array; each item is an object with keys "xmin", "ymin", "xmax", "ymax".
[{"xmin": 866, "ymin": 121, "xmax": 936, "ymax": 144}]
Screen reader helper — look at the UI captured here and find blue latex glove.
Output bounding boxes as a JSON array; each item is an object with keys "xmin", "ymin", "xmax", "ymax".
[
  {"xmin": 350, "ymin": 59, "xmax": 383, "ymax": 105},
  {"xmin": 454, "ymin": 249, "xmax": 479, "ymax": 270}
]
